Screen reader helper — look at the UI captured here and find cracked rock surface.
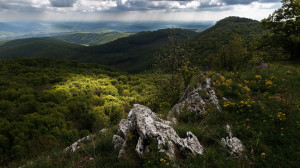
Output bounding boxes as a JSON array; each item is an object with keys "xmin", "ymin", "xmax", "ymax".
[
  {"xmin": 168, "ymin": 74, "xmax": 245, "ymax": 156},
  {"xmin": 221, "ymin": 124, "xmax": 245, "ymax": 156},
  {"xmin": 168, "ymin": 75, "xmax": 221, "ymax": 118},
  {"xmin": 112, "ymin": 104, "xmax": 204, "ymax": 158}
]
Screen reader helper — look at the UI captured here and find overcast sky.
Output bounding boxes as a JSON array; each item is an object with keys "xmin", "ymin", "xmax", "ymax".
[{"xmin": 0, "ymin": 0, "xmax": 282, "ymax": 22}]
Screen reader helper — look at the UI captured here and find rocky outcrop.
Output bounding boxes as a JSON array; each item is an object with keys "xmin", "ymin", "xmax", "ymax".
[
  {"xmin": 168, "ymin": 75, "xmax": 221, "ymax": 118},
  {"xmin": 64, "ymin": 135, "xmax": 94, "ymax": 152},
  {"xmin": 112, "ymin": 104, "xmax": 203, "ymax": 159},
  {"xmin": 221, "ymin": 124, "xmax": 245, "ymax": 156},
  {"xmin": 112, "ymin": 74, "xmax": 246, "ymax": 159},
  {"xmin": 64, "ymin": 128, "xmax": 108, "ymax": 153},
  {"xmin": 168, "ymin": 74, "xmax": 245, "ymax": 156}
]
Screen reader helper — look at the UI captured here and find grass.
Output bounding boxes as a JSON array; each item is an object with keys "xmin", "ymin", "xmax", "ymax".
[{"xmin": 10, "ymin": 60, "xmax": 300, "ymax": 168}]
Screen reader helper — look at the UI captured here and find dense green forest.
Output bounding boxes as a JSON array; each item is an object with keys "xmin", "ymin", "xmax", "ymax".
[
  {"xmin": 190, "ymin": 16, "xmax": 263, "ymax": 65},
  {"xmin": 54, "ymin": 32, "xmax": 133, "ymax": 46},
  {"xmin": 0, "ymin": 29, "xmax": 196, "ymax": 73},
  {"xmin": 0, "ymin": 18, "xmax": 265, "ymax": 73},
  {"xmin": 0, "ymin": 58, "xmax": 167, "ymax": 166},
  {"xmin": 0, "ymin": 38, "xmax": 83, "ymax": 60}
]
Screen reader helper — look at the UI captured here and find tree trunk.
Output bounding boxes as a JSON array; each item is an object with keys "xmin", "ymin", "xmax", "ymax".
[
  {"xmin": 295, "ymin": 43, "xmax": 300, "ymax": 60},
  {"xmin": 290, "ymin": 43, "xmax": 300, "ymax": 60}
]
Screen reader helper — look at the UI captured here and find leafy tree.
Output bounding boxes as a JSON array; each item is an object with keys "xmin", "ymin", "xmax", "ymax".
[
  {"xmin": 210, "ymin": 35, "xmax": 249, "ymax": 71},
  {"xmin": 262, "ymin": 0, "xmax": 300, "ymax": 60},
  {"xmin": 154, "ymin": 29, "xmax": 195, "ymax": 105}
]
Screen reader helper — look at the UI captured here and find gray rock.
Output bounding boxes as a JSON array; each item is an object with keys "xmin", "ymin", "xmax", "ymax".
[
  {"xmin": 221, "ymin": 124, "xmax": 245, "ymax": 156},
  {"xmin": 64, "ymin": 135, "xmax": 94, "ymax": 152},
  {"xmin": 112, "ymin": 104, "xmax": 204, "ymax": 159},
  {"xmin": 64, "ymin": 128, "xmax": 108, "ymax": 153},
  {"xmin": 167, "ymin": 74, "xmax": 245, "ymax": 156},
  {"xmin": 168, "ymin": 75, "xmax": 221, "ymax": 117},
  {"xmin": 255, "ymin": 63, "xmax": 268, "ymax": 69}
]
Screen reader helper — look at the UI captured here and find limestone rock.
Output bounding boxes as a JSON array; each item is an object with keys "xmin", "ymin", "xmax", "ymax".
[
  {"xmin": 112, "ymin": 104, "xmax": 204, "ymax": 159},
  {"xmin": 221, "ymin": 124, "xmax": 245, "ymax": 156},
  {"xmin": 167, "ymin": 74, "xmax": 245, "ymax": 156},
  {"xmin": 168, "ymin": 75, "xmax": 221, "ymax": 117},
  {"xmin": 64, "ymin": 135, "xmax": 94, "ymax": 152},
  {"xmin": 64, "ymin": 128, "xmax": 108, "ymax": 153}
]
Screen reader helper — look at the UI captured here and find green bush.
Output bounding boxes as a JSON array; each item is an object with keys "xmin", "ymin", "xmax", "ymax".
[
  {"xmin": 89, "ymin": 106, "xmax": 110, "ymax": 130},
  {"xmin": 104, "ymin": 102, "xmax": 125, "ymax": 124}
]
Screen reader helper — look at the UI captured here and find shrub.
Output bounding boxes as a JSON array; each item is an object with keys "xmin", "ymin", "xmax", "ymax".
[
  {"xmin": 103, "ymin": 102, "xmax": 125, "ymax": 124},
  {"xmin": 89, "ymin": 106, "xmax": 110, "ymax": 130},
  {"xmin": 102, "ymin": 85, "xmax": 119, "ymax": 96}
]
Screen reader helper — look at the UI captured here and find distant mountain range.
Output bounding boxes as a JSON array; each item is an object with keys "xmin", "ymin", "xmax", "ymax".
[
  {"xmin": 0, "ymin": 28, "xmax": 196, "ymax": 73},
  {"xmin": 0, "ymin": 21, "xmax": 213, "ymax": 40},
  {"xmin": 0, "ymin": 17, "xmax": 262, "ymax": 73}
]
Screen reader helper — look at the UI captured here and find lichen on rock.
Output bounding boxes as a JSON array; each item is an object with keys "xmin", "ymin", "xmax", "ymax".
[
  {"xmin": 112, "ymin": 104, "xmax": 204, "ymax": 159},
  {"xmin": 221, "ymin": 124, "xmax": 245, "ymax": 156},
  {"xmin": 168, "ymin": 74, "xmax": 221, "ymax": 118},
  {"xmin": 168, "ymin": 74, "xmax": 245, "ymax": 156}
]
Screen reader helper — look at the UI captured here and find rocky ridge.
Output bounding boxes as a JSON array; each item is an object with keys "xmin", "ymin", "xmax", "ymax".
[
  {"xmin": 112, "ymin": 74, "xmax": 245, "ymax": 159},
  {"xmin": 112, "ymin": 104, "xmax": 203, "ymax": 159}
]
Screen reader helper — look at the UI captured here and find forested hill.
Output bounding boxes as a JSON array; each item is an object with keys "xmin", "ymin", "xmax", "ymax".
[
  {"xmin": 0, "ymin": 28, "xmax": 196, "ymax": 73},
  {"xmin": 0, "ymin": 38, "xmax": 83, "ymax": 60},
  {"xmin": 80, "ymin": 28, "xmax": 197, "ymax": 73},
  {"xmin": 191, "ymin": 16, "xmax": 263, "ymax": 63},
  {"xmin": 53, "ymin": 32, "xmax": 133, "ymax": 46},
  {"xmin": 0, "ymin": 17, "xmax": 263, "ymax": 73}
]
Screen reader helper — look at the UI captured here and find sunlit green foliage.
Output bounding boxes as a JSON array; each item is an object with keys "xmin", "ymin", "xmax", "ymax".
[{"xmin": 0, "ymin": 57, "xmax": 164, "ymax": 166}]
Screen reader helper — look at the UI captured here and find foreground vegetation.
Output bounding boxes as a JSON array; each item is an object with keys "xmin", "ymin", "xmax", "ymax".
[
  {"xmin": 0, "ymin": 57, "xmax": 167, "ymax": 166},
  {"xmin": 10, "ymin": 60, "xmax": 299, "ymax": 168}
]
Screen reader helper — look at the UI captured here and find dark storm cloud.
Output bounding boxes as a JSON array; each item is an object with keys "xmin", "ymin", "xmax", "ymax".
[
  {"xmin": 0, "ymin": 0, "xmax": 283, "ymax": 21},
  {"xmin": 0, "ymin": 1, "xmax": 45, "ymax": 13},
  {"xmin": 221, "ymin": 0, "xmax": 281, "ymax": 5},
  {"xmin": 49, "ymin": 0, "xmax": 78, "ymax": 7}
]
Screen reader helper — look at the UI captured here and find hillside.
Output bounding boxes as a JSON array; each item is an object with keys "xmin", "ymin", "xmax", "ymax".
[
  {"xmin": 4, "ymin": 58, "xmax": 299, "ymax": 168},
  {"xmin": 0, "ymin": 17, "xmax": 263, "ymax": 73},
  {"xmin": 54, "ymin": 32, "xmax": 133, "ymax": 46},
  {"xmin": 0, "ymin": 38, "xmax": 83, "ymax": 59},
  {"xmin": 0, "ymin": 57, "xmax": 163, "ymax": 167},
  {"xmin": 81, "ymin": 28, "xmax": 197, "ymax": 73},
  {"xmin": 0, "ymin": 28, "xmax": 197, "ymax": 73},
  {"xmin": 191, "ymin": 16, "xmax": 263, "ymax": 64}
]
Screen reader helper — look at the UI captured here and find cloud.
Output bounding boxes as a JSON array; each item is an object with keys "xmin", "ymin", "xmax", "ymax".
[
  {"xmin": 0, "ymin": 0, "xmax": 282, "ymax": 21},
  {"xmin": 49, "ymin": 0, "xmax": 78, "ymax": 7},
  {"xmin": 220, "ymin": 0, "xmax": 281, "ymax": 5}
]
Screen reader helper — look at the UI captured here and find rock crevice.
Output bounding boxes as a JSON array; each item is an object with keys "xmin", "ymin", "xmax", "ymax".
[
  {"xmin": 112, "ymin": 104, "xmax": 204, "ymax": 158},
  {"xmin": 168, "ymin": 75, "xmax": 221, "ymax": 118}
]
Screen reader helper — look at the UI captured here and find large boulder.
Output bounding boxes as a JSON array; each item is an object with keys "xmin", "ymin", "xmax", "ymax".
[{"xmin": 112, "ymin": 104, "xmax": 204, "ymax": 159}]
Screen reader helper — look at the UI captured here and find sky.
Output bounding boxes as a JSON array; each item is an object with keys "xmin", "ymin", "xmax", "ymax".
[{"xmin": 0, "ymin": 0, "xmax": 282, "ymax": 22}]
